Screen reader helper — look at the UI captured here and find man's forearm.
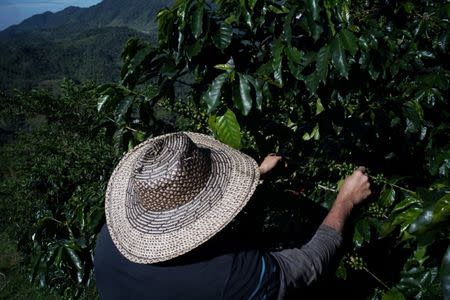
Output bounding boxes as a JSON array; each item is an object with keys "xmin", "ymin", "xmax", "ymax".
[{"xmin": 322, "ymin": 197, "xmax": 354, "ymax": 233}]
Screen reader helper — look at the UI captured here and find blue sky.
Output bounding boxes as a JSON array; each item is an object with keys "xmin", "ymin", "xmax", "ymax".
[{"xmin": 0, "ymin": 0, "xmax": 102, "ymax": 30}]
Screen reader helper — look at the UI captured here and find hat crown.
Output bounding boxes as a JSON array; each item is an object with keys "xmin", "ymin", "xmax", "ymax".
[{"xmin": 131, "ymin": 133, "xmax": 211, "ymax": 212}]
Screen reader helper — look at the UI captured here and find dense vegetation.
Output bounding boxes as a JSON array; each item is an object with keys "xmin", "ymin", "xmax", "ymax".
[
  {"xmin": 0, "ymin": 27, "xmax": 151, "ymax": 92},
  {"xmin": 1, "ymin": 0, "xmax": 449, "ymax": 299}
]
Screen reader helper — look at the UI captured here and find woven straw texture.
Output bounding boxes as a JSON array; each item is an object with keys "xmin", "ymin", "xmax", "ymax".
[{"xmin": 105, "ymin": 132, "xmax": 260, "ymax": 264}]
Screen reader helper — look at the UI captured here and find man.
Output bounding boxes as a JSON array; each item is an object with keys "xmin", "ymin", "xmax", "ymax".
[{"xmin": 94, "ymin": 132, "xmax": 371, "ymax": 299}]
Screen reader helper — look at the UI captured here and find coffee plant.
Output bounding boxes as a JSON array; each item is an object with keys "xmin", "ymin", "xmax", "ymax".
[
  {"xmin": 97, "ymin": 0, "xmax": 449, "ymax": 299},
  {"xmin": 4, "ymin": 0, "xmax": 448, "ymax": 298}
]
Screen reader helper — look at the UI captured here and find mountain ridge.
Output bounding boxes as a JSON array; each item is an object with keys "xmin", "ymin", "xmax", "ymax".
[
  {"xmin": 1, "ymin": 0, "xmax": 170, "ymax": 38},
  {"xmin": 0, "ymin": 0, "xmax": 171, "ymax": 91}
]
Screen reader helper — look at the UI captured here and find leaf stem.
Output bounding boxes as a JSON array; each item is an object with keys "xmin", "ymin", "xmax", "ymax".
[
  {"xmin": 363, "ymin": 266, "xmax": 389, "ymax": 290},
  {"xmin": 317, "ymin": 184, "xmax": 338, "ymax": 193}
]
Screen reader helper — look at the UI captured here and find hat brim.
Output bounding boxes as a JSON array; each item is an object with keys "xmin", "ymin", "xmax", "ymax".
[{"xmin": 105, "ymin": 132, "xmax": 260, "ymax": 264}]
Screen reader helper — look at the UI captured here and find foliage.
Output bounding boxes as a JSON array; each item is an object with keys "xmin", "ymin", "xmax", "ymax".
[
  {"xmin": 98, "ymin": 0, "xmax": 450, "ymax": 299},
  {"xmin": 0, "ymin": 80, "xmax": 114, "ymax": 297},
  {"xmin": 0, "ymin": 27, "xmax": 151, "ymax": 92}
]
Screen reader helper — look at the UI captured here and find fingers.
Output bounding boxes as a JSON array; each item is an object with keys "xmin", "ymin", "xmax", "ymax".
[{"xmin": 355, "ymin": 166, "xmax": 368, "ymax": 175}]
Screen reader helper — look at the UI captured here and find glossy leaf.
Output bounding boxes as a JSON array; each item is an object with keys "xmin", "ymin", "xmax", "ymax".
[
  {"xmin": 403, "ymin": 100, "xmax": 424, "ymax": 134},
  {"xmin": 303, "ymin": 123, "xmax": 320, "ymax": 141},
  {"xmin": 236, "ymin": 74, "xmax": 252, "ymax": 116},
  {"xmin": 354, "ymin": 219, "xmax": 371, "ymax": 247},
  {"xmin": 316, "ymin": 45, "xmax": 330, "ymax": 83},
  {"xmin": 253, "ymin": 79, "xmax": 264, "ymax": 111},
  {"xmin": 305, "ymin": 72, "xmax": 320, "ymax": 94},
  {"xmin": 382, "ymin": 290, "xmax": 406, "ymax": 300},
  {"xmin": 393, "ymin": 207, "xmax": 423, "ymax": 232},
  {"xmin": 191, "ymin": 3, "xmax": 204, "ymax": 39},
  {"xmin": 306, "ymin": 0, "xmax": 319, "ymax": 21},
  {"xmin": 240, "ymin": 0, "xmax": 253, "ymax": 28},
  {"xmin": 379, "ymin": 187, "xmax": 396, "ymax": 207},
  {"xmin": 272, "ymin": 39, "xmax": 284, "ymax": 87},
  {"xmin": 285, "ymin": 47, "xmax": 303, "ymax": 65},
  {"xmin": 212, "ymin": 22, "xmax": 233, "ymax": 50},
  {"xmin": 209, "ymin": 109, "xmax": 241, "ymax": 149},
  {"xmin": 432, "ymin": 194, "xmax": 450, "ymax": 223},
  {"xmin": 331, "ymin": 36, "xmax": 349, "ymax": 79},
  {"xmin": 392, "ymin": 195, "xmax": 421, "ymax": 214},
  {"xmin": 115, "ymin": 97, "xmax": 132, "ymax": 123},
  {"xmin": 441, "ymin": 245, "xmax": 450, "ymax": 300},
  {"xmin": 97, "ymin": 95, "xmax": 110, "ymax": 112},
  {"xmin": 202, "ymin": 73, "xmax": 228, "ymax": 113},
  {"xmin": 341, "ymin": 29, "xmax": 358, "ymax": 57},
  {"xmin": 408, "ymin": 207, "xmax": 433, "ymax": 235}
]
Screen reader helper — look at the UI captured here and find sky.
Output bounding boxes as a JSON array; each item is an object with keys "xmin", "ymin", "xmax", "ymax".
[{"xmin": 0, "ymin": 0, "xmax": 102, "ymax": 30}]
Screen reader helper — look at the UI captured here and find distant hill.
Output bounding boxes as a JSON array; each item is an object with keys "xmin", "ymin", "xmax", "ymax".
[{"xmin": 0, "ymin": 0, "xmax": 171, "ymax": 92}]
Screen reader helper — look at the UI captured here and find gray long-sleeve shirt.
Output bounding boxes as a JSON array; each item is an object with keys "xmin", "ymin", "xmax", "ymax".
[{"xmin": 270, "ymin": 224, "xmax": 343, "ymax": 299}]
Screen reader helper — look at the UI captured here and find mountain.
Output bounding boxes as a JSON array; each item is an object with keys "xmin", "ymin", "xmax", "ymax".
[{"xmin": 0, "ymin": 0, "xmax": 171, "ymax": 92}]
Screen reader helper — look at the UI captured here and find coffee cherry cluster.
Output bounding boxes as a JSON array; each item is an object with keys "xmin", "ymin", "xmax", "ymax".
[
  {"xmin": 346, "ymin": 254, "xmax": 367, "ymax": 271},
  {"xmin": 368, "ymin": 203, "xmax": 388, "ymax": 218}
]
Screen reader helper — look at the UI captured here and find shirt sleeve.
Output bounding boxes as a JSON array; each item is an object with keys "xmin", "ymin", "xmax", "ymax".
[{"xmin": 269, "ymin": 224, "xmax": 343, "ymax": 300}]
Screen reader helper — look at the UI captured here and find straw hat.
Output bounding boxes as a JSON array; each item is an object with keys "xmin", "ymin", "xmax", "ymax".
[{"xmin": 105, "ymin": 132, "xmax": 260, "ymax": 264}]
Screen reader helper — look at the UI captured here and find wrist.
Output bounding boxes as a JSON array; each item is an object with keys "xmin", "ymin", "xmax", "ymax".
[{"xmin": 333, "ymin": 197, "xmax": 354, "ymax": 215}]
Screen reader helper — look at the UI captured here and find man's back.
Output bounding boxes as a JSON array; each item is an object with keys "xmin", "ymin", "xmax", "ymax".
[{"xmin": 94, "ymin": 224, "xmax": 279, "ymax": 299}]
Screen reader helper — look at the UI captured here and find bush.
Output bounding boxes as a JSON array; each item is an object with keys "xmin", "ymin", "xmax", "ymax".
[
  {"xmin": 97, "ymin": 0, "xmax": 450, "ymax": 299},
  {"xmin": 0, "ymin": 81, "xmax": 114, "ymax": 297}
]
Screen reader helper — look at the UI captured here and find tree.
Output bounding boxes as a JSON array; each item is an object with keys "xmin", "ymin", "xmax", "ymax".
[{"xmin": 98, "ymin": 0, "xmax": 450, "ymax": 298}]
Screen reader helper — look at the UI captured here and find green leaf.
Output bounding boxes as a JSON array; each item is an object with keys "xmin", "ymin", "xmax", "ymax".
[
  {"xmin": 202, "ymin": 73, "xmax": 228, "ymax": 113},
  {"xmin": 272, "ymin": 39, "xmax": 284, "ymax": 87},
  {"xmin": 209, "ymin": 109, "xmax": 241, "ymax": 149},
  {"xmin": 214, "ymin": 64, "xmax": 235, "ymax": 72},
  {"xmin": 303, "ymin": 123, "xmax": 320, "ymax": 141},
  {"xmin": 97, "ymin": 95, "xmax": 110, "ymax": 112},
  {"xmin": 288, "ymin": 60, "xmax": 304, "ymax": 80},
  {"xmin": 213, "ymin": 22, "xmax": 233, "ymax": 50},
  {"xmin": 236, "ymin": 74, "xmax": 252, "ymax": 116},
  {"xmin": 54, "ymin": 246, "xmax": 63, "ymax": 269},
  {"xmin": 379, "ymin": 187, "xmax": 396, "ymax": 207},
  {"xmin": 331, "ymin": 36, "xmax": 349, "ymax": 79},
  {"xmin": 282, "ymin": 10, "xmax": 295, "ymax": 43},
  {"xmin": 316, "ymin": 98, "xmax": 324, "ymax": 115},
  {"xmin": 393, "ymin": 207, "xmax": 423, "ymax": 232},
  {"xmin": 382, "ymin": 289, "xmax": 406, "ymax": 300},
  {"xmin": 316, "ymin": 45, "xmax": 330, "ymax": 83},
  {"xmin": 305, "ymin": 72, "xmax": 320, "ymax": 94},
  {"xmin": 285, "ymin": 47, "xmax": 303, "ymax": 65},
  {"xmin": 240, "ymin": 0, "xmax": 253, "ymax": 28},
  {"xmin": 440, "ymin": 245, "xmax": 450, "ymax": 300},
  {"xmin": 336, "ymin": 259, "xmax": 347, "ymax": 280},
  {"xmin": 392, "ymin": 195, "xmax": 421, "ymax": 214},
  {"xmin": 65, "ymin": 247, "xmax": 83, "ymax": 281},
  {"xmin": 115, "ymin": 97, "xmax": 132, "ymax": 123},
  {"xmin": 254, "ymin": 79, "xmax": 264, "ymax": 111},
  {"xmin": 354, "ymin": 219, "xmax": 371, "ymax": 247},
  {"xmin": 432, "ymin": 194, "xmax": 450, "ymax": 223},
  {"xmin": 340, "ymin": 29, "xmax": 358, "ymax": 56},
  {"xmin": 403, "ymin": 100, "xmax": 424, "ymax": 134},
  {"xmin": 306, "ymin": 0, "xmax": 319, "ymax": 21},
  {"xmin": 408, "ymin": 207, "xmax": 434, "ymax": 235},
  {"xmin": 191, "ymin": 3, "xmax": 204, "ymax": 39},
  {"xmin": 187, "ymin": 39, "xmax": 203, "ymax": 58}
]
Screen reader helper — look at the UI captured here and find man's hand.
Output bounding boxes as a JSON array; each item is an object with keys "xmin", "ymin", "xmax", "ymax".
[
  {"xmin": 323, "ymin": 167, "xmax": 372, "ymax": 233},
  {"xmin": 336, "ymin": 167, "xmax": 372, "ymax": 207},
  {"xmin": 259, "ymin": 154, "xmax": 284, "ymax": 176}
]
